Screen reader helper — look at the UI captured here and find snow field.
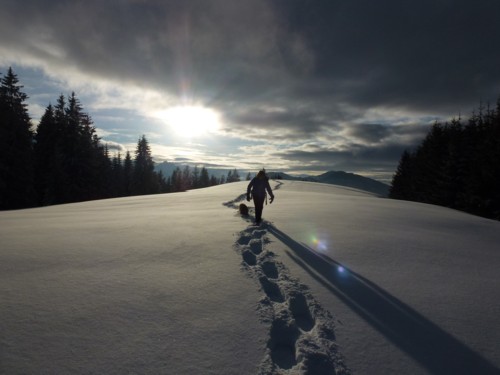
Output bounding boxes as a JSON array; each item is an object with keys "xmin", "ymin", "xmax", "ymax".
[
  {"xmin": 1, "ymin": 179, "xmax": 500, "ymax": 374},
  {"xmin": 263, "ymin": 181, "xmax": 500, "ymax": 374},
  {"xmin": 1, "ymin": 185, "xmax": 267, "ymax": 375}
]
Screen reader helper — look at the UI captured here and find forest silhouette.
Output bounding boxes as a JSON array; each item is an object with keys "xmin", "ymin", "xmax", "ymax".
[{"xmin": 390, "ymin": 100, "xmax": 500, "ymax": 220}]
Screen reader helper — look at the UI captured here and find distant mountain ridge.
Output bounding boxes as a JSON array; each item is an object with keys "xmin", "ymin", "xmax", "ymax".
[
  {"xmin": 316, "ymin": 171, "xmax": 389, "ymax": 197},
  {"xmin": 267, "ymin": 171, "xmax": 390, "ymax": 197}
]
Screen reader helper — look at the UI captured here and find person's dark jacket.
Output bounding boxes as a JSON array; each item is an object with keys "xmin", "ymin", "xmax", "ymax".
[{"xmin": 247, "ymin": 176, "xmax": 274, "ymax": 201}]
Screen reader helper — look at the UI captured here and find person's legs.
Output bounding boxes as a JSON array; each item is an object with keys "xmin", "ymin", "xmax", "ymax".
[{"xmin": 253, "ymin": 195, "xmax": 264, "ymax": 223}]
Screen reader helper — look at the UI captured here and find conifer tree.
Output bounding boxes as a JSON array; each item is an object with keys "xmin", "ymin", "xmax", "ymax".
[
  {"xmin": 157, "ymin": 170, "xmax": 168, "ymax": 193},
  {"xmin": 171, "ymin": 167, "xmax": 183, "ymax": 192},
  {"xmin": 133, "ymin": 135, "xmax": 158, "ymax": 195},
  {"xmin": 389, "ymin": 150, "xmax": 413, "ymax": 200},
  {"xmin": 34, "ymin": 104, "xmax": 65, "ymax": 204},
  {"xmin": 181, "ymin": 165, "xmax": 192, "ymax": 191},
  {"xmin": 199, "ymin": 167, "xmax": 210, "ymax": 188},
  {"xmin": 123, "ymin": 151, "xmax": 133, "ymax": 196},
  {"xmin": 210, "ymin": 175, "xmax": 219, "ymax": 186},
  {"xmin": 226, "ymin": 168, "xmax": 240, "ymax": 182},
  {"xmin": 0, "ymin": 68, "xmax": 35, "ymax": 209},
  {"xmin": 111, "ymin": 152, "xmax": 124, "ymax": 196},
  {"xmin": 191, "ymin": 166, "xmax": 199, "ymax": 189}
]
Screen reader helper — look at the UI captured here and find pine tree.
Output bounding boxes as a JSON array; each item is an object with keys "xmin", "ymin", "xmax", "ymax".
[
  {"xmin": 210, "ymin": 175, "xmax": 219, "ymax": 186},
  {"xmin": 226, "ymin": 168, "xmax": 240, "ymax": 183},
  {"xmin": 133, "ymin": 135, "xmax": 158, "ymax": 195},
  {"xmin": 34, "ymin": 104, "xmax": 65, "ymax": 205},
  {"xmin": 0, "ymin": 68, "xmax": 35, "ymax": 209},
  {"xmin": 199, "ymin": 167, "xmax": 210, "ymax": 188},
  {"xmin": 389, "ymin": 150, "xmax": 413, "ymax": 200},
  {"xmin": 181, "ymin": 165, "xmax": 192, "ymax": 191},
  {"xmin": 192, "ymin": 166, "xmax": 200, "ymax": 189},
  {"xmin": 171, "ymin": 167, "xmax": 183, "ymax": 192},
  {"xmin": 64, "ymin": 92, "xmax": 89, "ymax": 201},
  {"xmin": 157, "ymin": 170, "xmax": 168, "ymax": 193},
  {"xmin": 123, "ymin": 151, "xmax": 133, "ymax": 195},
  {"xmin": 93, "ymin": 142, "xmax": 112, "ymax": 199}
]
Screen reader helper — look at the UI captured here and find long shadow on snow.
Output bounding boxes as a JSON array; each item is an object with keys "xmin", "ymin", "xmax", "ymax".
[{"xmin": 267, "ymin": 224, "xmax": 500, "ymax": 375}]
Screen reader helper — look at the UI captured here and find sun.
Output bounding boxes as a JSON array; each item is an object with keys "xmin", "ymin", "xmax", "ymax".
[{"xmin": 154, "ymin": 105, "xmax": 221, "ymax": 137}]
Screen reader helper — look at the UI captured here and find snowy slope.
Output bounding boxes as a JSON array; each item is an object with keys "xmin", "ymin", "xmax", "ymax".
[{"xmin": 1, "ymin": 181, "xmax": 499, "ymax": 374}]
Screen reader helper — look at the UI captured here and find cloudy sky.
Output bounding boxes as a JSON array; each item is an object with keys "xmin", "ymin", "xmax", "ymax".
[{"xmin": 1, "ymin": 0, "xmax": 500, "ymax": 182}]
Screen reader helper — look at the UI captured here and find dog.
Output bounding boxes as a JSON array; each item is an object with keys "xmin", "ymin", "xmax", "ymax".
[{"xmin": 239, "ymin": 203, "xmax": 249, "ymax": 216}]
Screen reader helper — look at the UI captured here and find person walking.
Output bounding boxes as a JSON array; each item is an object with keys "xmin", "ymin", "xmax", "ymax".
[{"xmin": 247, "ymin": 169, "xmax": 274, "ymax": 225}]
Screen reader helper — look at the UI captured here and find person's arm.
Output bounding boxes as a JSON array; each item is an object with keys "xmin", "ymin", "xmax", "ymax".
[
  {"xmin": 247, "ymin": 179, "xmax": 254, "ymax": 201},
  {"xmin": 266, "ymin": 180, "xmax": 274, "ymax": 202}
]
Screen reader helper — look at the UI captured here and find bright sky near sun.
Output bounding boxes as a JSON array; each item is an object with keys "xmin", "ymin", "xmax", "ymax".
[
  {"xmin": 1, "ymin": 0, "xmax": 500, "ymax": 182},
  {"xmin": 154, "ymin": 105, "xmax": 221, "ymax": 138}
]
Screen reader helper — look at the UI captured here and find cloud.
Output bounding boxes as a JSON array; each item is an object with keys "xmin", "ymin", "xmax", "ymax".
[
  {"xmin": 102, "ymin": 141, "xmax": 127, "ymax": 153},
  {"xmin": 1, "ymin": 0, "xmax": 499, "ymax": 181},
  {"xmin": 345, "ymin": 124, "xmax": 393, "ymax": 144},
  {"xmin": 3, "ymin": 1, "xmax": 499, "ymax": 111}
]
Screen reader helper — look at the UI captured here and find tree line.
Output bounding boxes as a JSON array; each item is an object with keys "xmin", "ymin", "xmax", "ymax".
[
  {"xmin": 0, "ymin": 67, "xmax": 242, "ymax": 210},
  {"xmin": 166, "ymin": 166, "xmax": 242, "ymax": 192},
  {"xmin": 390, "ymin": 100, "xmax": 500, "ymax": 220}
]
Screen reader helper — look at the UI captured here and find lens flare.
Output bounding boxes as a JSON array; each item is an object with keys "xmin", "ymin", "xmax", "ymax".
[{"xmin": 310, "ymin": 234, "xmax": 328, "ymax": 252}]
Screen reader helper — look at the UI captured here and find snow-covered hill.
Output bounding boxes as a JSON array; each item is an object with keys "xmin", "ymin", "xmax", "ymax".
[
  {"xmin": 266, "ymin": 171, "xmax": 390, "ymax": 197},
  {"xmin": 1, "ymin": 181, "xmax": 499, "ymax": 374}
]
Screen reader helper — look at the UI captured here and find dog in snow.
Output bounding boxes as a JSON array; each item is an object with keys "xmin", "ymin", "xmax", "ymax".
[{"xmin": 239, "ymin": 203, "xmax": 249, "ymax": 216}]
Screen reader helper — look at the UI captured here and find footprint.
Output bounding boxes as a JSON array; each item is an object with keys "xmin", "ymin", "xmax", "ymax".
[
  {"xmin": 237, "ymin": 234, "xmax": 251, "ymax": 245},
  {"xmin": 242, "ymin": 249, "xmax": 257, "ymax": 266},
  {"xmin": 251, "ymin": 229, "xmax": 267, "ymax": 239},
  {"xmin": 249, "ymin": 238, "xmax": 263, "ymax": 255},
  {"xmin": 268, "ymin": 314, "xmax": 300, "ymax": 370},
  {"xmin": 301, "ymin": 352, "xmax": 336, "ymax": 375},
  {"xmin": 259, "ymin": 276, "xmax": 285, "ymax": 303},
  {"xmin": 289, "ymin": 292, "xmax": 315, "ymax": 332},
  {"xmin": 261, "ymin": 261, "xmax": 279, "ymax": 279}
]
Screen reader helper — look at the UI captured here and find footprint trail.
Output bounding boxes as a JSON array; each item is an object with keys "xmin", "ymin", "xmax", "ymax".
[{"xmin": 224, "ymin": 185, "xmax": 350, "ymax": 375}]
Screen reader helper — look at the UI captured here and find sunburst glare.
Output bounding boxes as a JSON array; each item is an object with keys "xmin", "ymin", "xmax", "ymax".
[{"xmin": 154, "ymin": 105, "xmax": 221, "ymax": 137}]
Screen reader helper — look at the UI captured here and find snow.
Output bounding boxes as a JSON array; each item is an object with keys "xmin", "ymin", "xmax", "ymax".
[{"xmin": 1, "ymin": 180, "xmax": 500, "ymax": 374}]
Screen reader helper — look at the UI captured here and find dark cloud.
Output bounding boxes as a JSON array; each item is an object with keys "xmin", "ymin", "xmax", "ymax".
[
  {"xmin": 222, "ymin": 104, "xmax": 340, "ymax": 141},
  {"xmin": 272, "ymin": 122, "xmax": 430, "ymax": 179},
  {"xmin": 272, "ymin": 0, "xmax": 500, "ymax": 111},
  {"xmin": 274, "ymin": 143, "xmax": 408, "ymax": 179},
  {"xmin": 1, "ymin": 0, "xmax": 499, "ymax": 180},
  {"xmin": 346, "ymin": 124, "xmax": 393, "ymax": 144},
  {"xmin": 3, "ymin": 0, "xmax": 499, "ymax": 113}
]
